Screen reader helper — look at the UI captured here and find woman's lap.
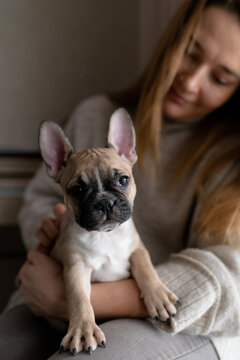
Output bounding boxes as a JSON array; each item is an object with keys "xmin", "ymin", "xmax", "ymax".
[
  {"xmin": 0, "ymin": 304, "xmax": 61, "ymax": 360},
  {"xmin": 50, "ymin": 318, "xmax": 219, "ymax": 360},
  {"xmin": 0, "ymin": 305, "xmax": 219, "ymax": 360}
]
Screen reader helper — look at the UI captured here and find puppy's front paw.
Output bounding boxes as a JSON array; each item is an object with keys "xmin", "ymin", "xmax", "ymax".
[
  {"xmin": 142, "ymin": 282, "xmax": 179, "ymax": 322},
  {"xmin": 60, "ymin": 318, "xmax": 106, "ymax": 355}
]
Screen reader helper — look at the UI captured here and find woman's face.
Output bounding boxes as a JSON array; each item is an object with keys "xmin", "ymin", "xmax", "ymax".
[{"xmin": 163, "ymin": 6, "xmax": 240, "ymax": 121}]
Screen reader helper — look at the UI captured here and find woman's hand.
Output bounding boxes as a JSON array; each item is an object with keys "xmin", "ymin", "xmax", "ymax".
[
  {"xmin": 18, "ymin": 250, "xmax": 68, "ymax": 319},
  {"xmin": 18, "ymin": 203, "xmax": 67, "ymax": 318},
  {"xmin": 35, "ymin": 203, "xmax": 66, "ymax": 253}
]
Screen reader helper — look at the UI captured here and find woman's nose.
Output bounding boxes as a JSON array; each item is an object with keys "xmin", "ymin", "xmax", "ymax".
[{"xmin": 178, "ymin": 66, "xmax": 206, "ymax": 93}]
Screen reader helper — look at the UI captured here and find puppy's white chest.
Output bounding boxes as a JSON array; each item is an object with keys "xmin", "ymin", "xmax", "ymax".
[
  {"xmin": 87, "ymin": 249, "xmax": 131, "ymax": 282},
  {"xmin": 61, "ymin": 219, "xmax": 138, "ymax": 282}
]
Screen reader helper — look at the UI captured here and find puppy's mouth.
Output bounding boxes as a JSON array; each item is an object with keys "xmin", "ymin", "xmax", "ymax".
[
  {"xmin": 79, "ymin": 212, "xmax": 124, "ymax": 232},
  {"xmin": 75, "ymin": 196, "xmax": 132, "ymax": 232},
  {"xmin": 96, "ymin": 218, "xmax": 121, "ymax": 232}
]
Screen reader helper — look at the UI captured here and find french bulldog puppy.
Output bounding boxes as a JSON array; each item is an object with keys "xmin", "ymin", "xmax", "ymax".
[{"xmin": 39, "ymin": 108, "xmax": 178, "ymax": 355}]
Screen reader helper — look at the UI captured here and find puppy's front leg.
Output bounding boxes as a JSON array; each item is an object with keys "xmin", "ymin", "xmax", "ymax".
[
  {"xmin": 130, "ymin": 246, "xmax": 179, "ymax": 322},
  {"xmin": 60, "ymin": 261, "xmax": 106, "ymax": 355}
]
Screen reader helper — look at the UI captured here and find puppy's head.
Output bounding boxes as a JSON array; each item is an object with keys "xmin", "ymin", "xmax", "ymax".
[{"xmin": 39, "ymin": 109, "xmax": 137, "ymax": 232}]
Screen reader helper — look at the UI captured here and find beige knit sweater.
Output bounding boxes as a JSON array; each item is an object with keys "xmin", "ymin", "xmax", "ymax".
[{"xmin": 15, "ymin": 94, "xmax": 240, "ymax": 359}]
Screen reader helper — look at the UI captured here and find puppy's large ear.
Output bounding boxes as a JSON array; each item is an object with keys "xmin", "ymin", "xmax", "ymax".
[
  {"xmin": 39, "ymin": 121, "xmax": 74, "ymax": 181},
  {"xmin": 108, "ymin": 108, "xmax": 137, "ymax": 166}
]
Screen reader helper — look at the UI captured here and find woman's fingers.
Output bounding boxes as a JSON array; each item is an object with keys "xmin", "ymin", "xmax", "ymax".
[
  {"xmin": 35, "ymin": 203, "xmax": 66, "ymax": 253},
  {"xmin": 38, "ymin": 204, "xmax": 66, "ymax": 241},
  {"xmin": 35, "ymin": 228, "xmax": 52, "ymax": 249},
  {"xmin": 41, "ymin": 217, "xmax": 59, "ymax": 239},
  {"xmin": 35, "ymin": 218, "xmax": 58, "ymax": 253},
  {"xmin": 53, "ymin": 203, "xmax": 66, "ymax": 224},
  {"xmin": 26, "ymin": 249, "xmax": 41, "ymax": 263}
]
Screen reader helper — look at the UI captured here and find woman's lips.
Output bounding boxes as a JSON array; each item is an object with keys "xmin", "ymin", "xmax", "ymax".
[{"xmin": 168, "ymin": 87, "xmax": 190, "ymax": 105}]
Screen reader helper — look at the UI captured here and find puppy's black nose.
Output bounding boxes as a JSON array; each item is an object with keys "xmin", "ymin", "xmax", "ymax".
[{"xmin": 95, "ymin": 199, "xmax": 114, "ymax": 214}]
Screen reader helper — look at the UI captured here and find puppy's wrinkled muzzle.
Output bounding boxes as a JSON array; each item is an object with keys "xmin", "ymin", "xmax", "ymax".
[
  {"xmin": 76, "ymin": 195, "xmax": 132, "ymax": 232},
  {"xmin": 95, "ymin": 198, "xmax": 114, "ymax": 215},
  {"xmin": 93, "ymin": 198, "xmax": 119, "ymax": 231}
]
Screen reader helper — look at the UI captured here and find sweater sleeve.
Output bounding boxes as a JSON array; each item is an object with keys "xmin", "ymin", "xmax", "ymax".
[
  {"xmin": 153, "ymin": 158, "xmax": 240, "ymax": 337},
  {"xmin": 18, "ymin": 94, "xmax": 116, "ymax": 250},
  {"xmin": 154, "ymin": 244, "xmax": 240, "ymax": 337}
]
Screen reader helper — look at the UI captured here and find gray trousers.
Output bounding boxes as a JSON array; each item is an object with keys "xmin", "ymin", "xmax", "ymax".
[{"xmin": 0, "ymin": 305, "xmax": 219, "ymax": 360}]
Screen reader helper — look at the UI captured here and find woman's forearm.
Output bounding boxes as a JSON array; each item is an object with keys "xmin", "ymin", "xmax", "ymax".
[
  {"xmin": 55, "ymin": 278, "xmax": 148, "ymax": 321},
  {"xmin": 91, "ymin": 278, "xmax": 148, "ymax": 320}
]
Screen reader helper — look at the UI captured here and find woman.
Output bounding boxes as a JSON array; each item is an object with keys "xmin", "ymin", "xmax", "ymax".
[{"xmin": 2, "ymin": 0, "xmax": 240, "ymax": 359}]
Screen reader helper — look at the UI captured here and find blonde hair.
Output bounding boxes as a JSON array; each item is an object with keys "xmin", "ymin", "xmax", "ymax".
[
  {"xmin": 135, "ymin": 0, "xmax": 206, "ymax": 165},
  {"xmin": 109, "ymin": 0, "xmax": 240, "ymax": 250}
]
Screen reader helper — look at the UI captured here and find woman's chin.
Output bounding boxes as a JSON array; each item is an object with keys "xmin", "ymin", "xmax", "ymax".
[{"xmin": 163, "ymin": 99, "xmax": 201, "ymax": 123}]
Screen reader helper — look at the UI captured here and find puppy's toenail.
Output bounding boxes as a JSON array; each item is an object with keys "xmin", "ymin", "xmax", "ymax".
[{"xmin": 71, "ymin": 348, "xmax": 77, "ymax": 356}]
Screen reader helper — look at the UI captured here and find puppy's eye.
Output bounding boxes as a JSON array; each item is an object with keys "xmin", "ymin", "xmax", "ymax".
[
  {"xmin": 118, "ymin": 175, "xmax": 129, "ymax": 187},
  {"xmin": 69, "ymin": 185, "xmax": 85, "ymax": 198}
]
